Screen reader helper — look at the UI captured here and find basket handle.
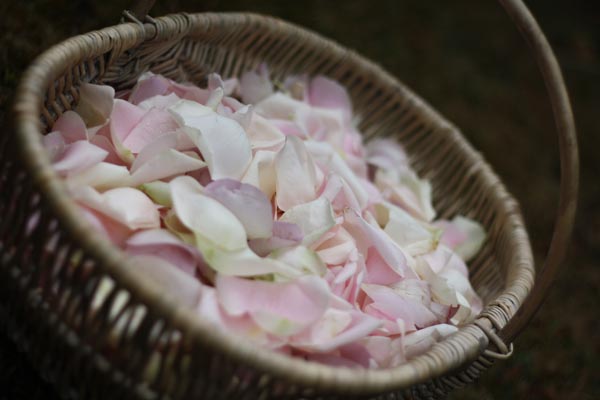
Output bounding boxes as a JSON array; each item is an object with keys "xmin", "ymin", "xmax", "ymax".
[{"xmin": 497, "ymin": 0, "xmax": 578, "ymax": 342}]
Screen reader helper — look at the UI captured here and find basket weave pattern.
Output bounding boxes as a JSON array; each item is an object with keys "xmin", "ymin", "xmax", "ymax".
[{"xmin": 2, "ymin": 12, "xmax": 540, "ymax": 400}]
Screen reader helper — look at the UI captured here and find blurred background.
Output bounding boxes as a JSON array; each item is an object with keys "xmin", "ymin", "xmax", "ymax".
[{"xmin": 0, "ymin": 0, "xmax": 597, "ymax": 399}]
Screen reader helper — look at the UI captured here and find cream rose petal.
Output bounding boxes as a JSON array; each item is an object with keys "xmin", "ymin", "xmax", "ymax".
[
  {"xmin": 274, "ymin": 136, "xmax": 319, "ymax": 211},
  {"xmin": 66, "ymin": 162, "xmax": 132, "ymax": 191},
  {"xmin": 130, "ymin": 255, "xmax": 202, "ymax": 309},
  {"xmin": 169, "ymin": 100, "xmax": 252, "ymax": 180},
  {"xmin": 72, "ymin": 186, "xmax": 160, "ymax": 230},
  {"xmin": 279, "ymin": 197, "xmax": 335, "ymax": 246},
  {"xmin": 241, "ymin": 150, "xmax": 277, "ymax": 199},
  {"xmin": 436, "ymin": 216, "xmax": 486, "ymax": 261}
]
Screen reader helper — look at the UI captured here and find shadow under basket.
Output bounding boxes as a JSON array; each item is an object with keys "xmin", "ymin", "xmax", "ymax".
[{"xmin": 1, "ymin": 1, "xmax": 578, "ymax": 399}]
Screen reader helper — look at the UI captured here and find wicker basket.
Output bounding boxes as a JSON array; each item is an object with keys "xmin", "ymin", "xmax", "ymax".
[{"xmin": 1, "ymin": 0, "xmax": 578, "ymax": 398}]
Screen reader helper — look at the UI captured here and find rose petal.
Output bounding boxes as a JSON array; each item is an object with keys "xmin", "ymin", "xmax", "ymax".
[
  {"xmin": 315, "ymin": 226, "xmax": 355, "ymax": 266},
  {"xmin": 296, "ymin": 106, "xmax": 346, "ymax": 148},
  {"xmin": 379, "ymin": 202, "xmax": 441, "ymax": 256},
  {"xmin": 363, "ymin": 247, "xmax": 403, "ymax": 285},
  {"xmin": 274, "ymin": 136, "xmax": 319, "ymax": 211},
  {"xmin": 239, "ymin": 65, "xmax": 274, "ymax": 104},
  {"xmin": 269, "ymin": 119, "xmax": 307, "ymax": 139},
  {"xmin": 170, "ymin": 100, "xmax": 252, "ymax": 180},
  {"xmin": 171, "ymin": 181, "xmax": 293, "ymax": 276},
  {"xmin": 403, "ymin": 324, "xmax": 458, "ymax": 359},
  {"xmin": 246, "ymin": 113, "xmax": 286, "ymax": 151},
  {"xmin": 279, "ymin": 197, "xmax": 335, "ymax": 246},
  {"xmin": 170, "ymin": 176, "xmax": 247, "ymax": 251},
  {"xmin": 138, "ymin": 93, "xmax": 182, "ymax": 110},
  {"xmin": 109, "ymin": 99, "xmax": 146, "ymax": 163},
  {"xmin": 248, "ymin": 221, "xmax": 304, "ymax": 256},
  {"xmin": 362, "ymin": 283, "xmax": 439, "ymax": 331},
  {"xmin": 140, "ymin": 181, "xmax": 172, "ymax": 207},
  {"xmin": 90, "ymin": 134, "xmax": 124, "ymax": 165},
  {"xmin": 308, "ymin": 76, "xmax": 352, "ymax": 115},
  {"xmin": 293, "ymin": 306, "xmax": 381, "ymax": 352},
  {"xmin": 216, "ymin": 275, "xmax": 330, "ymax": 336},
  {"xmin": 204, "ymin": 179, "xmax": 273, "ymax": 239},
  {"xmin": 375, "ymin": 168, "xmax": 436, "ymax": 221},
  {"xmin": 53, "ymin": 140, "xmax": 108, "ymax": 175},
  {"xmin": 129, "ymin": 73, "xmax": 171, "ymax": 104},
  {"xmin": 435, "ymin": 216, "xmax": 486, "ymax": 261},
  {"xmin": 305, "ymin": 140, "xmax": 368, "ymax": 210},
  {"xmin": 320, "ymin": 173, "xmax": 361, "ymax": 213},
  {"xmin": 126, "ymin": 229, "xmax": 201, "ymax": 276},
  {"xmin": 197, "ymin": 287, "xmax": 281, "ymax": 348},
  {"xmin": 366, "ymin": 138, "xmax": 409, "ymax": 171},
  {"xmin": 208, "ymin": 73, "xmax": 238, "ymax": 96},
  {"xmin": 131, "ymin": 140, "xmax": 206, "ymax": 186},
  {"xmin": 343, "ymin": 209, "xmax": 416, "ymax": 280},
  {"xmin": 66, "ymin": 162, "xmax": 132, "ymax": 191},
  {"xmin": 72, "ymin": 186, "xmax": 160, "ymax": 230},
  {"xmin": 254, "ymin": 92, "xmax": 308, "ymax": 120},
  {"xmin": 75, "ymin": 83, "xmax": 115, "ymax": 126},
  {"xmin": 417, "ymin": 247, "xmax": 483, "ymax": 324},
  {"xmin": 268, "ymin": 245, "xmax": 327, "ymax": 276},
  {"xmin": 79, "ymin": 205, "xmax": 131, "ymax": 245},
  {"xmin": 122, "ymin": 109, "xmax": 180, "ymax": 153},
  {"xmin": 42, "ymin": 131, "xmax": 66, "ymax": 161},
  {"xmin": 52, "ymin": 110, "xmax": 88, "ymax": 143},
  {"xmin": 130, "ymin": 255, "xmax": 201, "ymax": 308},
  {"xmin": 241, "ymin": 150, "xmax": 277, "ymax": 199}
]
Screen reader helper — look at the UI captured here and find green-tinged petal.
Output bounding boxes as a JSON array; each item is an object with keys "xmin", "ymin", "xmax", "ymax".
[
  {"xmin": 280, "ymin": 197, "xmax": 335, "ymax": 246},
  {"xmin": 67, "ymin": 162, "xmax": 132, "ymax": 191},
  {"xmin": 170, "ymin": 176, "xmax": 247, "ymax": 251},
  {"xmin": 269, "ymin": 245, "xmax": 327, "ymax": 276},
  {"xmin": 140, "ymin": 181, "xmax": 172, "ymax": 207}
]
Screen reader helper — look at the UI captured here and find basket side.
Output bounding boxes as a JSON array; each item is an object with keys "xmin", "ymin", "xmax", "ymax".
[{"xmin": 5, "ymin": 12, "xmax": 535, "ymax": 399}]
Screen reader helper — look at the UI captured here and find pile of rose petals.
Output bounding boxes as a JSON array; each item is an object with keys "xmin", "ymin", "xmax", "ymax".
[{"xmin": 44, "ymin": 68, "xmax": 485, "ymax": 369}]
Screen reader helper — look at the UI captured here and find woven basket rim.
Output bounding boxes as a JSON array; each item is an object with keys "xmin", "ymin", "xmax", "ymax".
[{"xmin": 11, "ymin": 11, "xmax": 535, "ymax": 395}]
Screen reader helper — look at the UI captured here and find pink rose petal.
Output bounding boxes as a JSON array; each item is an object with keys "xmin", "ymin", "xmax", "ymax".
[
  {"xmin": 366, "ymin": 138, "xmax": 409, "ymax": 171},
  {"xmin": 79, "ymin": 205, "xmax": 131, "ymax": 246},
  {"xmin": 129, "ymin": 73, "xmax": 171, "ymax": 104},
  {"xmin": 435, "ymin": 216, "xmax": 486, "ymax": 261},
  {"xmin": 205, "ymin": 179, "xmax": 273, "ymax": 240},
  {"xmin": 216, "ymin": 275, "xmax": 330, "ymax": 336},
  {"xmin": 42, "ymin": 131, "xmax": 66, "ymax": 161},
  {"xmin": 72, "ymin": 186, "xmax": 160, "ymax": 231},
  {"xmin": 52, "ymin": 110, "xmax": 88, "ymax": 143},
  {"xmin": 53, "ymin": 140, "xmax": 108, "ymax": 175},
  {"xmin": 122, "ymin": 109, "xmax": 180, "ymax": 153},
  {"xmin": 239, "ymin": 65, "xmax": 273, "ymax": 104},
  {"xmin": 343, "ymin": 209, "xmax": 416, "ymax": 280},
  {"xmin": 126, "ymin": 229, "xmax": 203, "ymax": 276},
  {"xmin": 308, "ymin": 76, "xmax": 352, "ymax": 115},
  {"xmin": 249, "ymin": 221, "xmax": 303, "ymax": 257},
  {"xmin": 109, "ymin": 99, "xmax": 146, "ymax": 162}
]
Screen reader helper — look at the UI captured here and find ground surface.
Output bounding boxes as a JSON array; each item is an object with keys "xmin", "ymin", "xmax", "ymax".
[{"xmin": 0, "ymin": 1, "xmax": 598, "ymax": 399}]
